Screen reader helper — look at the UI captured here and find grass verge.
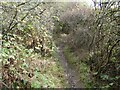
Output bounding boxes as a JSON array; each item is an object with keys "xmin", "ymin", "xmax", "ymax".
[{"xmin": 63, "ymin": 46, "xmax": 93, "ymax": 88}]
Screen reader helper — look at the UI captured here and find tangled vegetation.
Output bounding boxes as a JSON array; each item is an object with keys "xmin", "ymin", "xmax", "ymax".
[
  {"xmin": 54, "ymin": 1, "xmax": 120, "ymax": 88},
  {"xmin": 88, "ymin": 1, "xmax": 120, "ymax": 88},
  {"xmin": 1, "ymin": 2, "xmax": 67, "ymax": 88},
  {"xmin": 1, "ymin": 0, "xmax": 120, "ymax": 89}
]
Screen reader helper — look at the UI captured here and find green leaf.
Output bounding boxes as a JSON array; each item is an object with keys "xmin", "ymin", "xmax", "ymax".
[
  {"xmin": 22, "ymin": 62, "xmax": 28, "ymax": 68},
  {"xmin": 93, "ymin": 72, "xmax": 98, "ymax": 75},
  {"xmin": 31, "ymin": 81, "xmax": 41, "ymax": 88},
  {"xmin": 3, "ymin": 42, "xmax": 10, "ymax": 47},
  {"xmin": 101, "ymin": 74, "xmax": 109, "ymax": 80},
  {"xmin": 109, "ymin": 83, "xmax": 114, "ymax": 86},
  {"xmin": 3, "ymin": 48, "xmax": 9, "ymax": 54},
  {"xmin": 52, "ymin": 16, "xmax": 60, "ymax": 21}
]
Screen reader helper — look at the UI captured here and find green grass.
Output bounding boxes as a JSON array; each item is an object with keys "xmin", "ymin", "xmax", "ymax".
[{"xmin": 63, "ymin": 46, "xmax": 93, "ymax": 88}]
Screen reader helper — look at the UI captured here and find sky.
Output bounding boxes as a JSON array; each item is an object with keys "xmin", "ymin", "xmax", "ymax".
[{"xmin": 81, "ymin": 0, "xmax": 94, "ymax": 6}]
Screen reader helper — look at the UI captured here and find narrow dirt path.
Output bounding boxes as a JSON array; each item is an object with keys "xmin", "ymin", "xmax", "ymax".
[{"xmin": 57, "ymin": 43, "xmax": 84, "ymax": 88}]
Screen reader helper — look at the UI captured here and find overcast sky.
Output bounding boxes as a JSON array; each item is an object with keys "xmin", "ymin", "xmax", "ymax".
[{"xmin": 82, "ymin": 0, "xmax": 94, "ymax": 6}]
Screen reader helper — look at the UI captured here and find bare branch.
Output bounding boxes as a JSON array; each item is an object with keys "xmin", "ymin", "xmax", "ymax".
[
  {"xmin": 108, "ymin": 39, "xmax": 120, "ymax": 61},
  {"xmin": 0, "ymin": 81, "xmax": 9, "ymax": 88},
  {"xmin": 28, "ymin": 3, "xmax": 40, "ymax": 11},
  {"xmin": 8, "ymin": 3, "xmax": 41, "ymax": 32},
  {"xmin": 8, "ymin": 8, "xmax": 18, "ymax": 31},
  {"xmin": 17, "ymin": 0, "xmax": 31, "ymax": 7},
  {"xmin": 9, "ymin": 12, "xmax": 29, "ymax": 31}
]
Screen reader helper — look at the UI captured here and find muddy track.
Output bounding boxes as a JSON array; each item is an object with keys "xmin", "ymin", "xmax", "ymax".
[{"xmin": 57, "ymin": 43, "xmax": 84, "ymax": 88}]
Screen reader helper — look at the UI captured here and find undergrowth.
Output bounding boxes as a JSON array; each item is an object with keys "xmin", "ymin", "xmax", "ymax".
[
  {"xmin": 63, "ymin": 46, "xmax": 93, "ymax": 88},
  {"xmin": 1, "ymin": 34, "xmax": 67, "ymax": 88}
]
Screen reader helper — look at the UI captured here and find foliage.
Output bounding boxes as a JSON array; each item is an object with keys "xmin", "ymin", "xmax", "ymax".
[
  {"xmin": 63, "ymin": 46, "xmax": 92, "ymax": 88},
  {"xmin": 53, "ymin": 1, "xmax": 120, "ymax": 88},
  {"xmin": 1, "ymin": 2, "xmax": 67, "ymax": 88},
  {"xmin": 87, "ymin": 1, "xmax": 120, "ymax": 88},
  {"xmin": 1, "ymin": 1, "xmax": 120, "ymax": 88}
]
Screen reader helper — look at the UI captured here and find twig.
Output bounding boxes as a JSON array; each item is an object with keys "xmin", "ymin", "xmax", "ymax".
[
  {"xmin": 9, "ymin": 3, "xmax": 41, "ymax": 31},
  {"xmin": 9, "ymin": 12, "xmax": 29, "ymax": 31},
  {"xmin": 8, "ymin": 8, "xmax": 18, "ymax": 31},
  {"xmin": 17, "ymin": 0, "xmax": 31, "ymax": 7},
  {"xmin": 108, "ymin": 39, "xmax": 120, "ymax": 62},
  {"xmin": 0, "ymin": 81, "xmax": 9, "ymax": 88},
  {"xmin": 96, "ymin": 39, "xmax": 120, "ymax": 76},
  {"xmin": 28, "ymin": 3, "xmax": 40, "ymax": 11}
]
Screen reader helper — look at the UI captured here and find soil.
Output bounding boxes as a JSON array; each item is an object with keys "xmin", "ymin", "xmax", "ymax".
[{"xmin": 57, "ymin": 43, "xmax": 84, "ymax": 88}]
